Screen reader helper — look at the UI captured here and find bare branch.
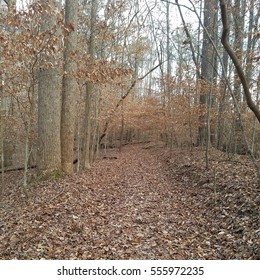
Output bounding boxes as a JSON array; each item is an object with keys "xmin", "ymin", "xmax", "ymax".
[
  {"xmin": 175, "ymin": 0, "xmax": 200, "ymax": 78},
  {"xmin": 160, "ymin": 0, "xmax": 195, "ymax": 13},
  {"xmin": 219, "ymin": 0, "xmax": 260, "ymax": 124}
]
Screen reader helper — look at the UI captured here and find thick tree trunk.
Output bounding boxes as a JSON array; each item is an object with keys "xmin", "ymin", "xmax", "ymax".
[
  {"xmin": 61, "ymin": 0, "xmax": 79, "ymax": 174},
  {"xmin": 37, "ymin": 0, "xmax": 62, "ymax": 177}
]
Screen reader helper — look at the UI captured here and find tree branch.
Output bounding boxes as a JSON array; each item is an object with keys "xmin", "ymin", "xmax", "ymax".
[
  {"xmin": 175, "ymin": 0, "xmax": 200, "ymax": 79},
  {"xmin": 219, "ymin": 0, "xmax": 260, "ymax": 123},
  {"xmin": 160, "ymin": 0, "xmax": 195, "ymax": 13}
]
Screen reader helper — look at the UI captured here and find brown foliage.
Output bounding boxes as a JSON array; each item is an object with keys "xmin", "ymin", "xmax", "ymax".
[{"xmin": 0, "ymin": 145, "xmax": 259, "ymax": 259}]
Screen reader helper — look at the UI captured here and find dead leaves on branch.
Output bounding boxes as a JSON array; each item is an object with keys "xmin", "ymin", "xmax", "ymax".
[
  {"xmin": 0, "ymin": 2, "xmax": 133, "ymax": 87},
  {"xmin": 0, "ymin": 145, "xmax": 259, "ymax": 259},
  {"xmin": 77, "ymin": 56, "xmax": 134, "ymax": 85}
]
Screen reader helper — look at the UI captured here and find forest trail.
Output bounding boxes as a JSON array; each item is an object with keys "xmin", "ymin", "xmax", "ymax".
[{"xmin": 0, "ymin": 144, "xmax": 259, "ymax": 259}]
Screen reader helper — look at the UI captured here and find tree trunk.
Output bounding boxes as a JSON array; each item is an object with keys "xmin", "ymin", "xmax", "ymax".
[
  {"xmin": 217, "ymin": 49, "xmax": 229, "ymax": 149},
  {"xmin": 0, "ymin": 119, "xmax": 4, "ymax": 195},
  {"xmin": 245, "ymin": 0, "xmax": 259, "ymax": 94},
  {"xmin": 37, "ymin": 0, "xmax": 62, "ymax": 178},
  {"xmin": 82, "ymin": 0, "xmax": 97, "ymax": 170},
  {"xmin": 232, "ymin": 0, "xmax": 245, "ymax": 103},
  {"xmin": 198, "ymin": 0, "xmax": 218, "ymax": 146},
  {"xmin": 61, "ymin": 0, "xmax": 79, "ymax": 174}
]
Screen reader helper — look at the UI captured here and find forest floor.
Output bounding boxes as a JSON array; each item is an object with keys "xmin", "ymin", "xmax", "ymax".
[{"xmin": 0, "ymin": 143, "xmax": 259, "ymax": 259}]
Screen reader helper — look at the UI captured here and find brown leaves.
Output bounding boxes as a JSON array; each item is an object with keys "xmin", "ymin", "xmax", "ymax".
[
  {"xmin": 161, "ymin": 147, "xmax": 260, "ymax": 259},
  {"xmin": 76, "ymin": 55, "xmax": 133, "ymax": 85},
  {"xmin": 0, "ymin": 145, "xmax": 259, "ymax": 259}
]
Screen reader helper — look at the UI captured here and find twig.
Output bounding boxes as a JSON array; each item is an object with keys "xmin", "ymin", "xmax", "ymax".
[{"xmin": 47, "ymin": 189, "xmax": 65, "ymax": 205}]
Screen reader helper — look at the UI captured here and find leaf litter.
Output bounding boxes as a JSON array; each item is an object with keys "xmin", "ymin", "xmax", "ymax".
[{"xmin": 0, "ymin": 144, "xmax": 259, "ymax": 259}]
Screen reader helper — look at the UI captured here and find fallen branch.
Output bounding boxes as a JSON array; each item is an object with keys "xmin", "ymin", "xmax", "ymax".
[
  {"xmin": 1, "ymin": 159, "xmax": 79, "ymax": 173},
  {"xmin": 103, "ymin": 156, "xmax": 118, "ymax": 160},
  {"xmin": 0, "ymin": 165, "xmax": 36, "ymax": 173}
]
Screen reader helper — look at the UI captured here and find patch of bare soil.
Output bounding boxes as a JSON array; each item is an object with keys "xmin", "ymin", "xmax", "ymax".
[{"xmin": 0, "ymin": 144, "xmax": 259, "ymax": 259}]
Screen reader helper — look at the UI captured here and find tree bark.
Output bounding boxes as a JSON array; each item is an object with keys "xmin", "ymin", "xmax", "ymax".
[
  {"xmin": 37, "ymin": 0, "xmax": 62, "ymax": 177},
  {"xmin": 245, "ymin": 0, "xmax": 259, "ymax": 93},
  {"xmin": 61, "ymin": 0, "xmax": 79, "ymax": 174},
  {"xmin": 198, "ymin": 0, "xmax": 218, "ymax": 146},
  {"xmin": 232, "ymin": 0, "xmax": 245, "ymax": 102},
  {"xmin": 82, "ymin": 0, "xmax": 97, "ymax": 170}
]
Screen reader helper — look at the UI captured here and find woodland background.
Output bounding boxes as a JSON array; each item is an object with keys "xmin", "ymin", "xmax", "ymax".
[{"xmin": 0, "ymin": 0, "xmax": 259, "ymax": 259}]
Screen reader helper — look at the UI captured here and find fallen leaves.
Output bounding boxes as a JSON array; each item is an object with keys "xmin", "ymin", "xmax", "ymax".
[{"xmin": 0, "ymin": 144, "xmax": 259, "ymax": 259}]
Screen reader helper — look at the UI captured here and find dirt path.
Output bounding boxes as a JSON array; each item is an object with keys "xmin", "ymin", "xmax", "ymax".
[{"xmin": 0, "ymin": 144, "xmax": 259, "ymax": 259}]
